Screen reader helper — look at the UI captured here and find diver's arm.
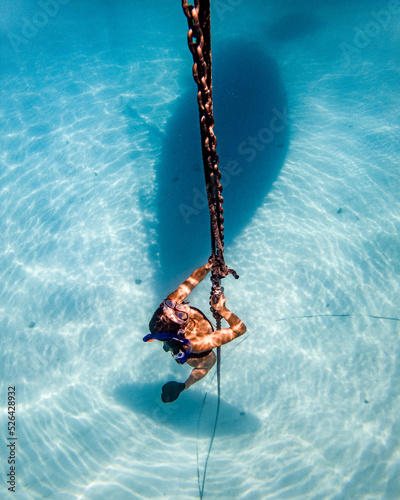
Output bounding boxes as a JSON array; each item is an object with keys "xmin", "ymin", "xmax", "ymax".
[
  {"xmin": 191, "ymin": 322, "xmax": 246, "ymax": 351},
  {"xmin": 213, "ymin": 294, "xmax": 246, "ymax": 335},
  {"xmin": 218, "ymin": 308, "xmax": 247, "ymax": 336},
  {"xmin": 167, "ymin": 262, "xmax": 212, "ymax": 303},
  {"xmin": 191, "ymin": 295, "xmax": 247, "ymax": 351}
]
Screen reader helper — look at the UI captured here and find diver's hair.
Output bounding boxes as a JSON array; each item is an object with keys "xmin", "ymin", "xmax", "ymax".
[{"xmin": 148, "ymin": 306, "xmax": 181, "ymax": 335}]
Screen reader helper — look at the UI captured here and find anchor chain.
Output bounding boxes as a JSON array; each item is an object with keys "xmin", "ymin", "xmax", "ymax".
[{"xmin": 181, "ymin": 0, "xmax": 238, "ymax": 315}]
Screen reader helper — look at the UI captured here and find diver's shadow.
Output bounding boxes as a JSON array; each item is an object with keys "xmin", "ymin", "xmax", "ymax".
[{"xmin": 114, "ymin": 382, "xmax": 261, "ymax": 436}]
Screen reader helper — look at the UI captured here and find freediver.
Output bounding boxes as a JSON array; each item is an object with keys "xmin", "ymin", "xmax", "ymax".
[{"xmin": 143, "ymin": 261, "xmax": 247, "ymax": 403}]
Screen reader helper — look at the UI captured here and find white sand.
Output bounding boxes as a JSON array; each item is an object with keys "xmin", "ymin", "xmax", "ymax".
[{"xmin": 0, "ymin": 1, "xmax": 399, "ymax": 499}]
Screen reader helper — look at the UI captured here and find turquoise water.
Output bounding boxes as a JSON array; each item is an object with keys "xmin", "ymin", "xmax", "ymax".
[{"xmin": 1, "ymin": 1, "xmax": 399, "ymax": 498}]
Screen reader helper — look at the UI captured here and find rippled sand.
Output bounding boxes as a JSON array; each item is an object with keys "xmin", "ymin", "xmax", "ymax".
[{"xmin": 0, "ymin": 1, "xmax": 399, "ymax": 499}]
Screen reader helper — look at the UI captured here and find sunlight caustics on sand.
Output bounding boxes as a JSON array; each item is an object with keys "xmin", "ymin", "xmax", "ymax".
[{"xmin": 0, "ymin": 1, "xmax": 399, "ymax": 499}]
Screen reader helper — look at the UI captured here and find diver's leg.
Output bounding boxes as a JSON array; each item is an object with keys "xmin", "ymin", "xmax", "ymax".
[
  {"xmin": 161, "ymin": 351, "xmax": 216, "ymax": 403},
  {"xmin": 184, "ymin": 351, "xmax": 216, "ymax": 389}
]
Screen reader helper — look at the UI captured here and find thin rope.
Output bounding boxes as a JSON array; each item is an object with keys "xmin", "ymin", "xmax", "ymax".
[
  {"xmin": 193, "ymin": 311, "xmax": 397, "ymax": 498},
  {"xmin": 195, "ymin": 336, "xmax": 250, "ymax": 497},
  {"xmin": 276, "ymin": 313, "xmax": 400, "ymax": 322},
  {"xmin": 196, "ymin": 345, "xmax": 221, "ymax": 499}
]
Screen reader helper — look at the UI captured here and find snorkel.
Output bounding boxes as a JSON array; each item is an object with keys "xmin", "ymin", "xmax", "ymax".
[{"xmin": 143, "ymin": 332, "xmax": 193, "ymax": 364}]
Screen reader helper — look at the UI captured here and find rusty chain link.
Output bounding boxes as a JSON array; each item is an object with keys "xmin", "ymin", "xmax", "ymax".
[
  {"xmin": 181, "ymin": 0, "xmax": 238, "ymax": 319},
  {"xmin": 181, "ymin": 6, "xmax": 240, "ymax": 497}
]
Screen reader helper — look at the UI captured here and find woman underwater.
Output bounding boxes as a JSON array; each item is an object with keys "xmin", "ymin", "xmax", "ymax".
[{"xmin": 144, "ymin": 261, "xmax": 247, "ymax": 403}]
